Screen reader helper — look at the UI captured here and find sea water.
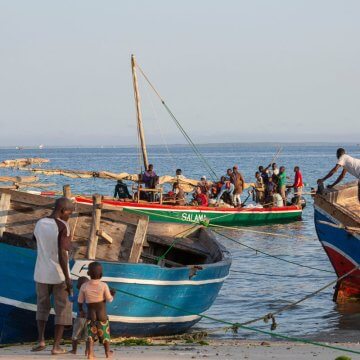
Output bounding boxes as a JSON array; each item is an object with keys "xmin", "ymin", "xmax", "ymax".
[{"xmin": 1, "ymin": 143, "xmax": 359, "ymax": 341}]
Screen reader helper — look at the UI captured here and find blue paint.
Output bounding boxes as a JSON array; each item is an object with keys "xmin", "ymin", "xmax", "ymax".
[
  {"xmin": 314, "ymin": 209, "xmax": 360, "ymax": 265},
  {"xmin": 0, "ymin": 242, "xmax": 231, "ymax": 343}
]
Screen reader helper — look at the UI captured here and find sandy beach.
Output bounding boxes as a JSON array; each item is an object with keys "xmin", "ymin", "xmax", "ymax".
[{"xmin": 1, "ymin": 340, "xmax": 359, "ymax": 360}]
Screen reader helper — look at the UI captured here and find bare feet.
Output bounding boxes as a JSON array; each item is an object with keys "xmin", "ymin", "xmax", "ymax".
[
  {"xmin": 31, "ymin": 343, "xmax": 46, "ymax": 352},
  {"xmin": 51, "ymin": 347, "xmax": 68, "ymax": 355},
  {"xmin": 106, "ymin": 350, "xmax": 114, "ymax": 358}
]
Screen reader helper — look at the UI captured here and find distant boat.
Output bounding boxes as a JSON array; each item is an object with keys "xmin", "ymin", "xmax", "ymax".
[
  {"xmin": 38, "ymin": 144, "xmax": 44, "ymax": 149},
  {"xmin": 15, "ymin": 146, "xmax": 24, "ymax": 150},
  {"xmin": 314, "ymin": 181, "xmax": 360, "ymax": 302}
]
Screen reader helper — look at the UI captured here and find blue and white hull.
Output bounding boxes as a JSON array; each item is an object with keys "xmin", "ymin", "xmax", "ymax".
[{"xmin": 0, "ymin": 243, "xmax": 231, "ymax": 344}]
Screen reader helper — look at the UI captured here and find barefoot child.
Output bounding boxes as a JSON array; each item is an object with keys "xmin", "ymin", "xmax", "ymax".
[
  {"xmin": 69, "ymin": 276, "xmax": 89, "ymax": 355},
  {"xmin": 78, "ymin": 262, "xmax": 115, "ymax": 359}
]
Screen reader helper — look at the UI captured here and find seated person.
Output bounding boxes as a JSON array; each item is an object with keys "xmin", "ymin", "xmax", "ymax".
[
  {"xmin": 198, "ymin": 176, "xmax": 211, "ymax": 196},
  {"xmin": 273, "ymin": 191, "xmax": 284, "ymax": 207},
  {"xmin": 175, "ymin": 168, "xmax": 185, "ymax": 180},
  {"xmin": 113, "ymin": 180, "xmax": 131, "ymax": 200},
  {"xmin": 173, "ymin": 182, "xmax": 186, "ymax": 206},
  {"xmin": 216, "ymin": 180, "xmax": 235, "ymax": 206},
  {"xmin": 192, "ymin": 186, "xmax": 208, "ymax": 206}
]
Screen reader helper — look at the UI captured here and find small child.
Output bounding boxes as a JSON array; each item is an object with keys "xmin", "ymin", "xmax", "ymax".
[
  {"xmin": 78, "ymin": 261, "xmax": 115, "ymax": 359},
  {"xmin": 69, "ymin": 276, "xmax": 89, "ymax": 355}
]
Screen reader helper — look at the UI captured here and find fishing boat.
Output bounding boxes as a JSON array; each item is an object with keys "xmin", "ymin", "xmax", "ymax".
[
  {"xmin": 314, "ymin": 181, "xmax": 360, "ymax": 302},
  {"xmin": 0, "ymin": 188, "xmax": 231, "ymax": 344},
  {"xmin": 5, "ymin": 55, "xmax": 302, "ymax": 227}
]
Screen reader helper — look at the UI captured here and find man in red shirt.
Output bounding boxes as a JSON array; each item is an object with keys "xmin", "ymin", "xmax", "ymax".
[
  {"xmin": 193, "ymin": 186, "xmax": 208, "ymax": 206},
  {"xmin": 288, "ymin": 166, "xmax": 303, "ymax": 199}
]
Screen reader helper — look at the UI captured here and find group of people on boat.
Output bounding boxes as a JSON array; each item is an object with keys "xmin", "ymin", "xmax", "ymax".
[
  {"xmin": 112, "ymin": 162, "xmax": 304, "ymax": 209},
  {"xmin": 253, "ymin": 163, "xmax": 303, "ymax": 207}
]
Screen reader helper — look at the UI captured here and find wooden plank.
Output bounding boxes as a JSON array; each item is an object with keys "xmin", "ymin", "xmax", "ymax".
[
  {"xmin": 128, "ymin": 216, "xmax": 149, "ymax": 263},
  {"xmin": 0, "ymin": 193, "xmax": 11, "ymax": 237},
  {"xmin": 86, "ymin": 194, "xmax": 102, "ymax": 260},
  {"xmin": 63, "ymin": 184, "xmax": 72, "ymax": 199},
  {"xmin": 97, "ymin": 229, "xmax": 113, "ymax": 244},
  {"xmin": 0, "ymin": 176, "xmax": 39, "ymax": 183}
]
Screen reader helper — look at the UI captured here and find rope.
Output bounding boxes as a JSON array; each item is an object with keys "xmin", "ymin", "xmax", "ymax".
[
  {"xmin": 236, "ymin": 265, "xmax": 360, "ymax": 327},
  {"xmin": 230, "ymin": 269, "xmax": 334, "ymax": 279},
  {"xmin": 69, "ymin": 271, "xmax": 360, "ymax": 356},
  {"xmin": 213, "ymin": 229, "xmax": 333, "ymax": 273},
  {"xmin": 135, "ymin": 62, "xmax": 218, "ymax": 181},
  {"xmin": 124, "ymin": 208, "xmax": 332, "ymax": 273}
]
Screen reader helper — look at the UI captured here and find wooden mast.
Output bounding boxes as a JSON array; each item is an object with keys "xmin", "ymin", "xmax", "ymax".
[{"xmin": 131, "ymin": 54, "xmax": 149, "ymax": 170}]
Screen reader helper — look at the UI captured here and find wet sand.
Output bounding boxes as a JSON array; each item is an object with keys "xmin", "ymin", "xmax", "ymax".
[{"xmin": 1, "ymin": 340, "xmax": 359, "ymax": 360}]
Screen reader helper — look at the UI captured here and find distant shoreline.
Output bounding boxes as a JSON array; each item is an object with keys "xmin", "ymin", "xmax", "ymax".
[{"xmin": 0, "ymin": 142, "xmax": 359, "ymax": 150}]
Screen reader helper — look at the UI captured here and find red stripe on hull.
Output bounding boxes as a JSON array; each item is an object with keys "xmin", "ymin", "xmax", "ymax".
[
  {"xmin": 75, "ymin": 196, "xmax": 300, "ymax": 214},
  {"xmin": 323, "ymin": 244, "xmax": 360, "ymax": 301}
]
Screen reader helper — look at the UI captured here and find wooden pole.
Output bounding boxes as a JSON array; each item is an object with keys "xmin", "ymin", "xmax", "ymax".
[
  {"xmin": 63, "ymin": 184, "xmax": 72, "ymax": 199},
  {"xmin": 131, "ymin": 54, "xmax": 149, "ymax": 170},
  {"xmin": 128, "ymin": 216, "xmax": 149, "ymax": 263},
  {"xmin": 87, "ymin": 194, "xmax": 102, "ymax": 260},
  {"xmin": 0, "ymin": 193, "xmax": 11, "ymax": 238}
]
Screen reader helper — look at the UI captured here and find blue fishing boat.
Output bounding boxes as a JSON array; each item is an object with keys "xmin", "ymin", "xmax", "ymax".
[
  {"xmin": 314, "ymin": 181, "xmax": 360, "ymax": 302},
  {"xmin": 0, "ymin": 189, "xmax": 231, "ymax": 344}
]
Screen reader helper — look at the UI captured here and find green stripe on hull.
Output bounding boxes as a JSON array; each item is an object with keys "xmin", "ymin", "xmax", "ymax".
[{"xmin": 123, "ymin": 208, "xmax": 302, "ymax": 226}]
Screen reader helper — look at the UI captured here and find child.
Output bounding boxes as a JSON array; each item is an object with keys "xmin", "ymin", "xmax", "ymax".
[
  {"xmin": 78, "ymin": 261, "xmax": 115, "ymax": 359},
  {"xmin": 69, "ymin": 276, "xmax": 89, "ymax": 355}
]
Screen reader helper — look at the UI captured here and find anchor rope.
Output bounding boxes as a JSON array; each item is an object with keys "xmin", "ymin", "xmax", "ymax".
[
  {"xmin": 66, "ymin": 270, "xmax": 360, "ymax": 356},
  {"xmin": 124, "ymin": 208, "xmax": 331, "ymax": 273}
]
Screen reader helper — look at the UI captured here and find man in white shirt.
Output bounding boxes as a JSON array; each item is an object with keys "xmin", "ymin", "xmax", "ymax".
[
  {"xmin": 317, "ymin": 148, "xmax": 360, "ymax": 200},
  {"xmin": 32, "ymin": 197, "xmax": 74, "ymax": 355}
]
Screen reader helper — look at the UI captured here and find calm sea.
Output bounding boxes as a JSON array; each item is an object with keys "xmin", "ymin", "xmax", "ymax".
[{"xmin": 1, "ymin": 143, "xmax": 359, "ymax": 341}]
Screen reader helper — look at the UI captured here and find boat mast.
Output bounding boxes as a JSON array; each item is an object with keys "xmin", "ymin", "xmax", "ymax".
[{"xmin": 131, "ymin": 54, "xmax": 149, "ymax": 170}]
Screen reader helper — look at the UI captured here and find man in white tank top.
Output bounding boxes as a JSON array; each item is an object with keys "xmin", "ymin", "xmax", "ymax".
[
  {"xmin": 317, "ymin": 148, "xmax": 360, "ymax": 200},
  {"xmin": 32, "ymin": 197, "xmax": 74, "ymax": 355}
]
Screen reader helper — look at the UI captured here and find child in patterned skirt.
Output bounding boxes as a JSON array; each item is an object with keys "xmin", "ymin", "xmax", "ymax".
[{"xmin": 78, "ymin": 261, "xmax": 115, "ymax": 359}]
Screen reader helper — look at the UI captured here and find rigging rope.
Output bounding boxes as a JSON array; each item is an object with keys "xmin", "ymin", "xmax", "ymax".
[
  {"xmin": 124, "ymin": 208, "xmax": 332, "ymax": 273},
  {"xmin": 135, "ymin": 62, "xmax": 218, "ymax": 181}
]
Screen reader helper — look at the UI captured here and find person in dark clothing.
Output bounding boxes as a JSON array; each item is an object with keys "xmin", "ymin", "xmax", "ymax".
[{"xmin": 114, "ymin": 180, "xmax": 131, "ymax": 200}]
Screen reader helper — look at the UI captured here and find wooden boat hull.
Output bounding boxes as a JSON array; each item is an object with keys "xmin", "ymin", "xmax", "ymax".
[
  {"xmin": 314, "ymin": 183, "xmax": 360, "ymax": 302},
  {"xmin": 76, "ymin": 197, "xmax": 302, "ymax": 227},
  {"xmin": 0, "ymin": 238, "xmax": 230, "ymax": 344}
]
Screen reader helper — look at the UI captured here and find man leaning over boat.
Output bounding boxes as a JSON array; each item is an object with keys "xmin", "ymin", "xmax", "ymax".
[{"xmin": 317, "ymin": 148, "xmax": 360, "ymax": 200}]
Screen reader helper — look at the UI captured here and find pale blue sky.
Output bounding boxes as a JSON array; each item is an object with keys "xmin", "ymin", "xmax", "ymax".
[{"xmin": 0, "ymin": 0, "xmax": 359, "ymax": 146}]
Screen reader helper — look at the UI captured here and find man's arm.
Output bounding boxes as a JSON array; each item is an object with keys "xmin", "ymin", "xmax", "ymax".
[
  {"xmin": 328, "ymin": 168, "xmax": 347, "ymax": 188},
  {"xmin": 57, "ymin": 225, "xmax": 72, "ymax": 294},
  {"xmin": 58, "ymin": 245, "xmax": 72, "ymax": 294},
  {"xmin": 317, "ymin": 164, "xmax": 342, "ymax": 184}
]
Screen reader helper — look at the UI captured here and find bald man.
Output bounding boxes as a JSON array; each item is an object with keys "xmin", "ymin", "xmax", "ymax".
[
  {"xmin": 32, "ymin": 197, "xmax": 75, "ymax": 355},
  {"xmin": 317, "ymin": 148, "xmax": 360, "ymax": 200}
]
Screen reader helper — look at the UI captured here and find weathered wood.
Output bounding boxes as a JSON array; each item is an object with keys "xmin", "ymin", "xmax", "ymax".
[
  {"xmin": 0, "ymin": 176, "xmax": 39, "ymax": 183},
  {"xmin": 97, "ymin": 229, "xmax": 113, "ymax": 244},
  {"xmin": 128, "ymin": 216, "xmax": 149, "ymax": 263},
  {"xmin": 63, "ymin": 185, "xmax": 72, "ymax": 199},
  {"xmin": 87, "ymin": 194, "xmax": 102, "ymax": 260},
  {"xmin": 0, "ymin": 158, "xmax": 49, "ymax": 168},
  {"xmin": 0, "ymin": 193, "xmax": 11, "ymax": 237},
  {"xmin": 131, "ymin": 54, "xmax": 149, "ymax": 170}
]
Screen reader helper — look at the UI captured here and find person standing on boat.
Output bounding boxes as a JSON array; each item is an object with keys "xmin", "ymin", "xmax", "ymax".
[
  {"xmin": 231, "ymin": 165, "xmax": 245, "ymax": 207},
  {"xmin": 317, "ymin": 148, "xmax": 360, "ymax": 200},
  {"xmin": 216, "ymin": 180, "xmax": 235, "ymax": 206},
  {"xmin": 278, "ymin": 166, "xmax": 287, "ymax": 205},
  {"xmin": 32, "ymin": 197, "xmax": 74, "ymax": 355},
  {"xmin": 288, "ymin": 166, "xmax": 303, "ymax": 200},
  {"xmin": 142, "ymin": 164, "xmax": 158, "ymax": 202},
  {"xmin": 198, "ymin": 176, "xmax": 211, "ymax": 197}
]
